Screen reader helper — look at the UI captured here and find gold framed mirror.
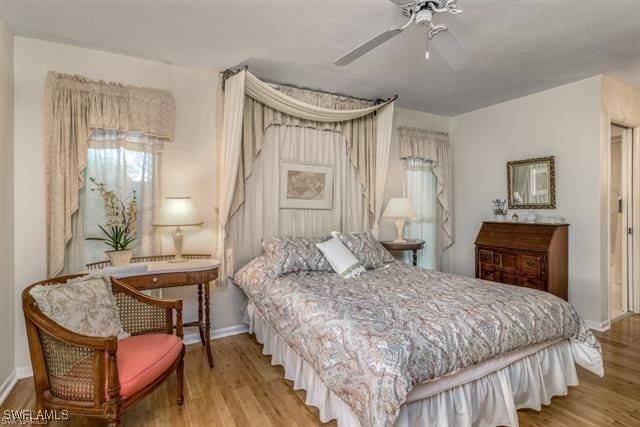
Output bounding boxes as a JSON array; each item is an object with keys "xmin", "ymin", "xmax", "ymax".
[{"xmin": 507, "ymin": 156, "xmax": 556, "ymax": 209}]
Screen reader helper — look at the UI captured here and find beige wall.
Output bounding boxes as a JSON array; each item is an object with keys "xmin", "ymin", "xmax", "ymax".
[
  {"xmin": 448, "ymin": 76, "xmax": 604, "ymax": 323},
  {"xmin": 599, "ymin": 75, "xmax": 640, "ymax": 321},
  {"xmin": 0, "ymin": 16, "xmax": 15, "ymax": 395}
]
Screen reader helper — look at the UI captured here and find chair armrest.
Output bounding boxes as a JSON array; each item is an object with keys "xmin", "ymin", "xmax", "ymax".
[{"xmin": 110, "ymin": 278, "xmax": 183, "ymax": 337}]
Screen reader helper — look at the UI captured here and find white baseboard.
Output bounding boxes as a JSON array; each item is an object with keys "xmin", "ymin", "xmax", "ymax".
[
  {"xmin": 0, "ymin": 370, "xmax": 18, "ymax": 405},
  {"xmin": 14, "ymin": 324, "xmax": 250, "ymax": 380},
  {"xmin": 183, "ymin": 323, "xmax": 249, "ymax": 346},
  {"xmin": 16, "ymin": 366, "xmax": 33, "ymax": 380},
  {"xmin": 585, "ymin": 319, "xmax": 611, "ymax": 332}
]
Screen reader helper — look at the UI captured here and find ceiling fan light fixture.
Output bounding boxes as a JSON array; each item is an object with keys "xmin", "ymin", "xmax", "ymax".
[{"xmin": 415, "ymin": 9, "xmax": 433, "ymax": 26}]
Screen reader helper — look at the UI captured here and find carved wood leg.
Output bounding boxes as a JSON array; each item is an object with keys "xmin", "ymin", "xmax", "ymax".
[
  {"xmin": 107, "ymin": 350, "xmax": 122, "ymax": 427},
  {"xmin": 177, "ymin": 348, "xmax": 185, "ymax": 405},
  {"xmin": 413, "ymin": 249, "xmax": 418, "ymax": 266},
  {"xmin": 107, "ymin": 414, "xmax": 122, "ymax": 427},
  {"xmin": 197, "ymin": 283, "xmax": 205, "ymax": 346},
  {"xmin": 204, "ymin": 282, "xmax": 214, "ymax": 367}
]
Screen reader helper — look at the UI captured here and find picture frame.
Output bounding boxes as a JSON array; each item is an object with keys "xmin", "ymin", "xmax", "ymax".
[
  {"xmin": 507, "ymin": 156, "xmax": 556, "ymax": 209},
  {"xmin": 280, "ymin": 161, "xmax": 334, "ymax": 210}
]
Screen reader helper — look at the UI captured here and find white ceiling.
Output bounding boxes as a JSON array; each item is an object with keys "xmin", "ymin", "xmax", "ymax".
[{"xmin": 1, "ymin": 0, "xmax": 639, "ymax": 115}]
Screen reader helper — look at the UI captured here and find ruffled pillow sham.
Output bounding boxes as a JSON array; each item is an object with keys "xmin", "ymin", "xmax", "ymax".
[
  {"xmin": 262, "ymin": 236, "xmax": 333, "ymax": 276},
  {"xmin": 331, "ymin": 230, "xmax": 395, "ymax": 269}
]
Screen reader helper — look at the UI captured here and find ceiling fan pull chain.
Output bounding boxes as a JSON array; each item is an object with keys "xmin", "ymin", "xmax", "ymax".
[{"xmin": 426, "ymin": 34, "xmax": 430, "ymax": 59}]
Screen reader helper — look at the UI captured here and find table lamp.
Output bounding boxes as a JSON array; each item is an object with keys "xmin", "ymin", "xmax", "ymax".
[
  {"xmin": 382, "ymin": 198, "xmax": 417, "ymax": 243},
  {"xmin": 154, "ymin": 197, "xmax": 203, "ymax": 263}
]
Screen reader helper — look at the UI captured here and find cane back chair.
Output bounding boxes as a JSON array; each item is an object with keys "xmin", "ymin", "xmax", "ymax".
[{"xmin": 22, "ymin": 274, "xmax": 185, "ymax": 426}]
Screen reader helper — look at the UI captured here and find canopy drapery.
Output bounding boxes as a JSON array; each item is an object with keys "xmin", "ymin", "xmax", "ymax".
[
  {"xmin": 217, "ymin": 69, "xmax": 395, "ymax": 275},
  {"xmin": 44, "ymin": 71, "xmax": 175, "ymax": 276},
  {"xmin": 228, "ymin": 125, "xmax": 370, "ymax": 270},
  {"xmin": 398, "ymin": 126, "xmax": 453, "ymax": 251}
]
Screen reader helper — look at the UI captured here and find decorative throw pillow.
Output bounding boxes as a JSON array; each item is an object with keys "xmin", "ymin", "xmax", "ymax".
[
  {"xmin": 30, "ymin": 275, "xmax": 130, "ymax": 340},
  {"xmin": 332, "ymin": 230, "xmax": 395, "ymax": 269},
  {"xmin": 233, "ymin": 255, "xmax": 275, "ymax": 294},
  {"xmin": 316, "ymin": 237, "xmax": 365, "ymax": 279},
  {"xmin": 262, "ymin": 236, "xmax": 333, "ymax": 276}
]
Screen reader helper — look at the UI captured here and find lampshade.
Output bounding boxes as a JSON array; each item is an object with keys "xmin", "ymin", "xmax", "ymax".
[
  {"xmin": 154, "ymin": 197, "xmax": 203, "ymax": 227},
  {"xmin": 382, "ymin": 198, "xmax": 417, "ymax": 219}
]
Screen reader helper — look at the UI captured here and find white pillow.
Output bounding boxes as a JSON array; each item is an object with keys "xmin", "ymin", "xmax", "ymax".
[{"xmin": 316, "ymin": 236, "xmax": 365, "ymax": 279}]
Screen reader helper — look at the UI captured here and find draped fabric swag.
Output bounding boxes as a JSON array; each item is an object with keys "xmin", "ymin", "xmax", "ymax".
[
  {"xmin": 217, "ymin": 70, "xmax": 395, "ymax": 274},
  {"xmin": 398, "ymin": 126, "xmax": 453, "ymax": 251},
  {"xmin": 44, "ymin": 72, "xmax": 175, "ymax": 276}
]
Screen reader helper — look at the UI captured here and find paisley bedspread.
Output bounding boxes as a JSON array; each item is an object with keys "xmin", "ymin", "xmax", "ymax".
[{"xmin": 234, "ymin": 258, "xmax": 602, "ymax": 427}]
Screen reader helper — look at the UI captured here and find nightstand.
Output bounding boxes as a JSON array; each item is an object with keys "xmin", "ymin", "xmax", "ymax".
[{"xmin": 380, "ymin": 240, "xmax": 425, "ymax": 266}]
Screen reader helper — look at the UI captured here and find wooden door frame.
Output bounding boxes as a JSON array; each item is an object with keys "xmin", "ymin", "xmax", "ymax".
[{"xmin": 607, "ymin": 122, "xmax": 639, "ymax": 322}]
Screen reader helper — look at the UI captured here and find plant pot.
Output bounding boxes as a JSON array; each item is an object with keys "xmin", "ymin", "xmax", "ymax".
[
  {"xmin": 106, "ymin": 249, "xmax": 133, "ymax": 266},
  {"xmin": 494, "ymin": 214, "xmax": 506, "ymax": 222}
]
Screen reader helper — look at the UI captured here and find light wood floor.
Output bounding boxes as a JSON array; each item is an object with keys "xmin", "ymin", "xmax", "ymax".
[{"xmin": 3, "ymin": 315, "xmax": 640, "ymax": 426}]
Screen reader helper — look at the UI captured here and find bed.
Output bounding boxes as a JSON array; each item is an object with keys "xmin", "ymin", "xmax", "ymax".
[{"xmin": 233, "ymin": 248, "xmax": 603, "ymax": 427}]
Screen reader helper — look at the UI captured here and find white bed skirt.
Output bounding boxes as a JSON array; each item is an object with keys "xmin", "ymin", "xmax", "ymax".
[{"xmin": 246, "ymin": 302, "xmax": 587, "ymax": 427}]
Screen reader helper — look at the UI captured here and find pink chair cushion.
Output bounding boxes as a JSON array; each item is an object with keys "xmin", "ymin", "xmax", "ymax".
[{"xmin": 110, "ymin": 334, "xmax": 183, "ymax": 399}]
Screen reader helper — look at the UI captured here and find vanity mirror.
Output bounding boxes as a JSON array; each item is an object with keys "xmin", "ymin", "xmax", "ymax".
[{"xmin": 507, "ymin": 156, "xmax": 556, "ymax": 209}]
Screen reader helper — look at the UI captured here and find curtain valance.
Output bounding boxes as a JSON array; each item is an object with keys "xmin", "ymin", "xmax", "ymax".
[
  {"xmin": 45, "ymin": 72, "xmax": 175, "ymax": 276},
  {"xmin": 46, "ymin": 72, "xmax": 176, "ymax": 139},
  {"xmin": 217, "ymin": 70, "xmax": 395, "ymax": 275},
  {"xmin": 398, "ymin": 126, "xmax": 453, "ymax": 251}
]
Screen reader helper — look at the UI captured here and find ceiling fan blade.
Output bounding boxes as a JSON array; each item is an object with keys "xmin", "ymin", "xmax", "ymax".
[
  {"xmin": 387, "ymin": 0, "xmax": 415, "ymax": 6},
  {"xmin": 334, "ymin": 27, "xmax": 403, "ymax": 66},
  {"xmin": 431, "ymin": 28, "xmax": 472, "ymax": 70}
]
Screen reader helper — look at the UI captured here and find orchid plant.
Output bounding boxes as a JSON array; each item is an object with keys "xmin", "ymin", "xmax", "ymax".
[
  {"xmin": 491, "ymin": 198, "xmax": 508, "ymax": 216},
  {"xmin": 86, "ymin": 177, "xmax": 138, "ymax": 251}
]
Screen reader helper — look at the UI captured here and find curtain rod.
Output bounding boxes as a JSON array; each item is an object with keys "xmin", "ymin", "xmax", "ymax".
[{"xmin": 220, "ymin": 66, "xmax": 397, "ymax": 105}]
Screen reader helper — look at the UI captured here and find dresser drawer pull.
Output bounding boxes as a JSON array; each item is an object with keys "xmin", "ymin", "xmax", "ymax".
[
  {"xmin": 481, "ymin": 253, "xmax": 492, "ymax": 261},
  {"xmin": 152, "ymin": 276, "xmax": 158, "ymax": 283},
  {"xmin": 526, "ymin": 259, "xmax": 536, "ymax": 267}
]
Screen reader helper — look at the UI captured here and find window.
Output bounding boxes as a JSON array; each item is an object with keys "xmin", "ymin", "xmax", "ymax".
[
  {"xmin": 404, "ymin": 158, "xmax": 437, "ymax": 269},
  {"xmin": 64, "ymin": 129, "xmax": 163, "ymax": 273}
]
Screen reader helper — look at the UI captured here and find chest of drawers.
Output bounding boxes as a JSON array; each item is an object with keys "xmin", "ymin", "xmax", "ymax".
[{"xmin": 474, "ymin": 222, "xmax": 568, "ymax": 300}]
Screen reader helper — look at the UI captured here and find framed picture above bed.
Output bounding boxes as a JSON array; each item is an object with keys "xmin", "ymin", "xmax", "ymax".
[{"xmin": 280, "ymin": 161, "xmax": 334, "ymax": 210}]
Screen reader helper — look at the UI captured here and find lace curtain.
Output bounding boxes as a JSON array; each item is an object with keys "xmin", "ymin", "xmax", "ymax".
[
  {"xmin": 44, "ymin": 72, "xmax": 175, "ymax": 276},
  {"xmin": 63, "ymin": 130, "xmax": 163, "ymax": 273},
  {"xmin": 399, "ymin": 126, "xmax": 453, "ymax": 252},
  {"xmin": 404, "ymin": 158, "xmax": 438, "ymax": 269}
]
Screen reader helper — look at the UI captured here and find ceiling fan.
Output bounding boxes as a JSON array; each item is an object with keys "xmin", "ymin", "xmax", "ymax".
[{"xmin": 334, "ymin": 0, "xmax": 472, "ymax": 70}]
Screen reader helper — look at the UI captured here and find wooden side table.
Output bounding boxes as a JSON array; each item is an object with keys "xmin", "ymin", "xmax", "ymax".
[
  {"xmin": 87, "ymin": 254, "xmax": 220, "ymax": 367},
  {"xmin": 380, "ymin": 240, "xmax": 425, "ymax": 266}
]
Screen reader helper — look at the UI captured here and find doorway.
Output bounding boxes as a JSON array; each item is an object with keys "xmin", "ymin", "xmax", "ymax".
[{"xmin": 609, "ymin": 124, "xmax": 634, "ymax": 321}]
